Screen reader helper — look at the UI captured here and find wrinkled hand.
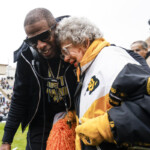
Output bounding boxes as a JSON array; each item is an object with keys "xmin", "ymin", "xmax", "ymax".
[
  {"xmin": 0, "ymin": 144, "xmax": 11, "ymax": 150},
  {"xmin": 75, "ymin": 113, "xmax": 113, "ymax": 146}
]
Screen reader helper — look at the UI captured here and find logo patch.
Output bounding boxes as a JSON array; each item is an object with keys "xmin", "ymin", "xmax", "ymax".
[{"xmin": 86, "ymin": 75, "xmax": 99, "ymax": 94}]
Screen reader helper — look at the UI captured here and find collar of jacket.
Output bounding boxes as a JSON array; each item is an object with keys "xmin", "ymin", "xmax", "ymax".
[
  {"xmin": 14, "ymin": 42, "xmax": 30, "ymax": 62},
  {"xmin": 76, "ymin": 38, "xmax": 110, "ymax": 82}
]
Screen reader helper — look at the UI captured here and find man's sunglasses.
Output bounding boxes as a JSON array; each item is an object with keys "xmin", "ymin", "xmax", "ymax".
[{"xmin": 24, "ymin": 23, "xmax": 56, "ymax": 47}]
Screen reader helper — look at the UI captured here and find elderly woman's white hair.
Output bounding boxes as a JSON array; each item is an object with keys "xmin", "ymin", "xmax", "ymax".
[{"xmin": 55, "ymin": 16, "xmax": 103, "ymax": 46}]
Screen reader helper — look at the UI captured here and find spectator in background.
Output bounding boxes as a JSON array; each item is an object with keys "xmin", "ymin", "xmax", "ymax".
[
  {"xmin": 0, "ymin": 112, "xmax": 3, "ymax": 122},
  {"xmin": 131, "ymin": 40, "xmax": 150, "ymax": 67},
  {"xmin": 2, "ymin": 96, "xmax": 5, "ymax": 103},
  {"xmin": 144, "ymin": 19, "xmax": 150, "ymax": 66},
  {"xmin": 131, "ymin": 40, "xmax": 148, "ymax": 58},
  {"xmin": 145, "ymin": 37, "xmax": 150, "ymax": 51},
  {"xmin": 145, "ymin": 37, "xmax": 150, "ymax": 67}
]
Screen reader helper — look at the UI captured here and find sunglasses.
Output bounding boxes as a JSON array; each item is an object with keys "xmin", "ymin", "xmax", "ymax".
[{"xmin": 24, "ymin": 23, "xmax": 56, "ymax": 47}]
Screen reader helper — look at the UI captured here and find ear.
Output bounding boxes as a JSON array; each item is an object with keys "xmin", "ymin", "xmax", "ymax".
[
  {"xmin": 78, "ymin": 39, "xmax": 90, "ymax": 54},
  {"xmin": 84, "ymin": 38, "xmax": 90, "ymax": 49}
]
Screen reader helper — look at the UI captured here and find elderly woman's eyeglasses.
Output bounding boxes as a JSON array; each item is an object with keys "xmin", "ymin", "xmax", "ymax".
[
  {"xmin": 60, "ymin": 43, "xmax": 72, "ymax": 59},
  {"xmin": 24, "ymin": 23, "xmax": 56, "ymax": 47},
  {"xmin": 134, "ymin": 48, "xmax": 147, "ymax": 52}
]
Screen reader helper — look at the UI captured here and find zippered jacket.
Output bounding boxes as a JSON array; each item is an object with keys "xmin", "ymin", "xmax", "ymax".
[
  {"xmin": 2, "ymin": 42, "xmax": 76, "ymax": 143},
  {"xmin": 75, "ymin": 45, "xmax": 150, "ymax": 150}
]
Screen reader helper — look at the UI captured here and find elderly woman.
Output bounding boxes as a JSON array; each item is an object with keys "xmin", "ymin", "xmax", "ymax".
[{"xmin": 55, "ymin": 17, "xmax": 150, "ymax": 150}]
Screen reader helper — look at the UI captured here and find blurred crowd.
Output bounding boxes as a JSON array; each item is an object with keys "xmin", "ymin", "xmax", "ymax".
[
  {"xmin": 0, "ymin": 92, "xmax": 11, "ymax": 122},
  {"xmin": 0, "ymin": 77, "xmax": 13, "ymax": 122},
  {"xmin": 0, "ymin": 77, "xmax": 13, "ymax": 90}
]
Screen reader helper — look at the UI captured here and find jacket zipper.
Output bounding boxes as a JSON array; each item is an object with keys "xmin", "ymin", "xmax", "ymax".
[
  {"xmin": 96, "ymin": 146, "xmax": 101, "ymax": 150},
  {"xmin": 64, "ymin": 64, "xmax": 72, "ymax": 109},
  {"xmin": 21, "ymin": 52, "xmax": 41, "ymax": 132}
]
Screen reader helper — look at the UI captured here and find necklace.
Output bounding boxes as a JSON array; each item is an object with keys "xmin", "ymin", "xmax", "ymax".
[
  {"xmin": 47, "ymin": 60, "xmax": 62, "ymax": 102},
  {"xmin": 47, "ymin": 59, "xmax": 61, "ymax": 78}
]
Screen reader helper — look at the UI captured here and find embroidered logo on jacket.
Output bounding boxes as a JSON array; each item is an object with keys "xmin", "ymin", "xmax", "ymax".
[{"xmin": 86, "ymin": 75, "xmax": 99, "ymax": 94}]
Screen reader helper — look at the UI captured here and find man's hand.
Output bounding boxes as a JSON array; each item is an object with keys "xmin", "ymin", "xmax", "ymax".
[{"xmin": 0, "ymin": 144, "xmax": 11, "ymax": 150}]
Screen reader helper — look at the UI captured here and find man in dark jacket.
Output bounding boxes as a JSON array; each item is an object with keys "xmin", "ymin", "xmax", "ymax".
[{"xmin": 0, "ymin": 8, "xmax": 76, "ymax": 150}]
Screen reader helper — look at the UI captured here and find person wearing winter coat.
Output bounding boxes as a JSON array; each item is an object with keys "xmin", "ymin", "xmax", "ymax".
[{"xmin": 55, "ymin": 16, "xmax": 150, "ymax": 150}]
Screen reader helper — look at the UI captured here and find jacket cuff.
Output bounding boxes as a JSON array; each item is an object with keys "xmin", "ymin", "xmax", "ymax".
[
  {"xmin": 98, "ymin": 113, "xmax": 114, "ymax": 143},
  {"xmin": 2, "ymin": 130, "xmax": 16, "ymax": 144}
]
